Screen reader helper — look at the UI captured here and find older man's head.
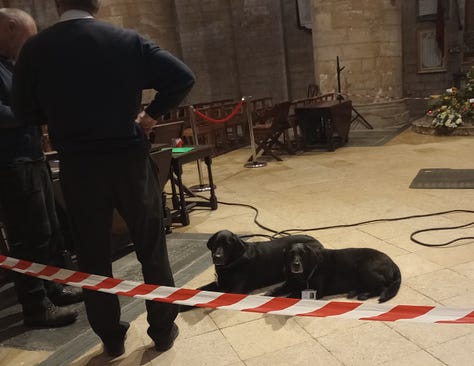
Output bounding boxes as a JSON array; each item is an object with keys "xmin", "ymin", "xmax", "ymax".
[{"xmin": 0, "ymin": 8, "xmax": 37, "ymax": 60}]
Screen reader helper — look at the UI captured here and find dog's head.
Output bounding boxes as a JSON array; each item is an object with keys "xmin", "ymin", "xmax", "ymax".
[
  {"xmin": 284, "ymin": 242, "xmax": 322, "ymax": 278},
  {"xmin": 207, "ymin": 230, "xmax": 245, "ymax": 267}
]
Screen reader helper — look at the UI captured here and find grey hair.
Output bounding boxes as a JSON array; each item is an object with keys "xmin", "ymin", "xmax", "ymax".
[{"xmin": 56, "ymin": 0, "xmax": 100, "ymax": 14}]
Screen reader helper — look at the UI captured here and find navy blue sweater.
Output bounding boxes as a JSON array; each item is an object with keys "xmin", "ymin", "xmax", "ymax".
[
  {"xmin": 0, "ymin": 57, "xmax": 43, "ymax": 165},
  {"xmin": 12, "ymin": 18, "xmax": 195, "ymax": 155}
]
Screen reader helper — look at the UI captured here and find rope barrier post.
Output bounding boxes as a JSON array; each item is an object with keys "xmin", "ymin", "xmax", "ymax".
[
  {"xmin": 243, "ymin": 96, "xmax": 267, "ymax": 168},
  {"xmin": 188, "ymin": 105, "xmax": 214, "ymax": 192}
]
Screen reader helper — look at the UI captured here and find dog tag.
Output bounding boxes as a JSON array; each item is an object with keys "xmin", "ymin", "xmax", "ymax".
[{"xmin": 301, "ymin": 290, "xmax": 317, "ymax": 300}]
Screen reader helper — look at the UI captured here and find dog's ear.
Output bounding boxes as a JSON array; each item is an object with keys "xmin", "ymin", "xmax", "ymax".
[
  {"xmin": 282, "ymin": 247, "xmax": 288, "ymax": 260},
  {"xmin": 306, "ymin": 243, "xmax": 323, "ymax": 265},
  {"xmin": 207, "ymin": 231, "xmax": 220, "ymax": 250}
]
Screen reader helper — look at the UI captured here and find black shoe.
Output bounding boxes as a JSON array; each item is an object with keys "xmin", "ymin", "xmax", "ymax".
[
  {"xmin": 104, "ymin": 339, "xmax": 125, "ymax": 358},
  {"xmin": 154, "ymin": 324, "xmax": 179, "ymax": 352},
  {"xmin": 103, "ymin": 321, "xmax": 130, "ymax": 358},
  {"xmin": 49, "ymin": 286, "xmax": 83, "ymax": 306},
  {"xmin": 23, "ymin": 303, "xmax": 78, "ymax": 327}
]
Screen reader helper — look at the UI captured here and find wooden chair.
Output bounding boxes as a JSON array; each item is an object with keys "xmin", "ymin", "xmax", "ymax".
[
  {"xmin": 288, "ymin": 93, "xmax": 337, "ymax": 149},
  {"xmin": 248, "ymin": 100, "xmax": 292, "ymax": 162},
  {"xmin": 150, "ymin": 121, "xmax": 185, "ymax": 145}
]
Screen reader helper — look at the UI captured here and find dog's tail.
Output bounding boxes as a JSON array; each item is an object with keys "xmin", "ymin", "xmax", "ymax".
[{"xmin": 378, "ymin": 265, "xmax": 401, "ymax": 303}]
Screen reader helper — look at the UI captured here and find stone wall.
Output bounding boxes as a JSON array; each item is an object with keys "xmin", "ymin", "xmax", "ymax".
[
  {"xmin": 281, "ymin": 0, "xmax": 315, "ymax": 99},
  {"xmin": 402, "ymin": 0, "xmax": 465, "ymax": 118},
  {"xmin": 2, "ymin": 0, "xmax": 314, "ymax": 105},
  {"xmin": 311, "ymin": 0, "xmax": 407, "ymax": 127},
  {"xmin": 465, "ymin": 0, "xmax": 474, "ymax": 54},
  {"xmin": 175, "ymin": 0, "xmax": 314, "ymax": 103}
]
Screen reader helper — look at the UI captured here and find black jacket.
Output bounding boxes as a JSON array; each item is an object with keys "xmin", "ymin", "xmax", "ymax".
[
  {"xmin": 0, "ymin": 56, "xmax": 42, "ymax": 165},
  {"xmin": 12, "ymin": 18, "xmax": 195, "ymax": 155}
]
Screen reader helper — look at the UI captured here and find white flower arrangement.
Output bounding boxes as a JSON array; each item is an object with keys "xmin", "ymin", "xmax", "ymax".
[
  {"xmin": 431, "ymin": 105, "xmax": 463, "ymax": 129},
  {"xmin": 426, "ymin": 69, "xmax": 474, "ymax": 133}
]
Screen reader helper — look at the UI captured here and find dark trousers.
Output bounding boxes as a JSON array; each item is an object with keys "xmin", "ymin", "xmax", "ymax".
[
  {"xmin": 0, "ymin": 160, "xmax": 63, "ymax": 312},
  {"xmin": 59, "ymin": 147, "xmax": 177, "ymax": 343}
]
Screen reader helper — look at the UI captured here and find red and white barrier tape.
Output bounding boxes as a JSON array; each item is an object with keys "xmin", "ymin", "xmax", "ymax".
[{"xmin": 1, "ymin": 254, "xmax": 473, "ymax": 324}]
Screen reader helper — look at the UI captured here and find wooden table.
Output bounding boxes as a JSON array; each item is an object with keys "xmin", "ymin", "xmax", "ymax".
[
  {"xmin": 165, "ymin": 145, "xmax": 218, "ymax": 226},
  {"xmin": 296, "ymin": 100, "xmax": 352, "ymax": 151}
]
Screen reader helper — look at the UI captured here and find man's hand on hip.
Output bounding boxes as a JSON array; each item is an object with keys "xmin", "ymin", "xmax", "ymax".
[{"xmin": 136, "ymin": 111, "xmax": 157, "ymax": 137}]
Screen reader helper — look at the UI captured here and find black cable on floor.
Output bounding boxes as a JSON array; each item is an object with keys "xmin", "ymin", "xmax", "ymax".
[
  {"xmin": 186, "ymin": 193, "xmax": 474, "ymax": 247},
  {"xmin": 410, "ymin": 221, "xmax": 474, "ymax": 247}
]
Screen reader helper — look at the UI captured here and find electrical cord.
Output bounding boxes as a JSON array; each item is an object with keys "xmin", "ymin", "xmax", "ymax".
[
  {"xmin": 410, "ymin": 221, "xmax": 474, "ymax": 247},
  {"xmin": 177, "ymin": 192, "xmax": 474, "ymax": 247}
]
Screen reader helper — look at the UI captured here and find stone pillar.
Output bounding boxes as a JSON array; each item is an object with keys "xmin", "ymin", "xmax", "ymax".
[
  {"xmin": 174, "ymin": 0, "xmax": 241, "ymax": 103},
  {"xmin": 311, "ymin": 0, "xmax": 408, "ymax": 127},
  {"xmin": 98, "ymin": 0, "xmax": 182, "ymax": 103},
  {"xmin": 229, "ymin": 0, "xmax": 288, "ymax": 102},
  {"xmin": 99, "ymin": 0, "xmax": 181, "ymax": 56}
]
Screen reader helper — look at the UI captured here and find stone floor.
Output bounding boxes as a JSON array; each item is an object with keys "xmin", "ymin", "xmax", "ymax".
[{"xmin": 2, "ymin": 127, "xmax": 474, "ymax": 365}]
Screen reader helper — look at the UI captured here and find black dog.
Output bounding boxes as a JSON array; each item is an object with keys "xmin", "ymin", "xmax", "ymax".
[
  {"xmin": 179, "ymin": 230, "xmax": 323, "ymax": 312},
  {"xmin": 270, "ymin": 242, "xmax": 401, "ymax": 303}
]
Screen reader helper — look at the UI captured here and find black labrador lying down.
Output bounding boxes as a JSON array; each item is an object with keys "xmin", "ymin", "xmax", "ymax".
[
  {"xmin": 179, "ymin": 230, "xmax": 323, "ymax": 312},
  {"xmin": 269, "ymin": 242, "xmax": 401, "ymax": 303}
]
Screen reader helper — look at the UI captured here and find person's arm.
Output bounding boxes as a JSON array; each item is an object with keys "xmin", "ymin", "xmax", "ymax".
[
  {"xmin": 11, "ymin": 39, "xmax": 46, "ymax": 126},
  {"xmin": 141, "ymin": 38, "xmax": 196, "ymax": 120},
  {"xmin": 0, "ymin": 92, "xmax": 20, "ymax": 128},
  {"xmin": 0, "ymin": 63, "xmax": 21, "ymax": 128}
]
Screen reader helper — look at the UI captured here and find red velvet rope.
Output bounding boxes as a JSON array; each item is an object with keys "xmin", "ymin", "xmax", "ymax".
[{"xmin": 193, "ymin": 100, "xmax": 244, "ymax": 124}]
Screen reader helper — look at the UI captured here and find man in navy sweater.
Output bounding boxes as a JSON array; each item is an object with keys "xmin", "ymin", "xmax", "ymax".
[
  {"xmin": 13, "ymin": 0, "xmax": 195, "ymax": 357},
  {"xmin": 0, "ymin": 8, "xmax": 82, "ymax": 328}
]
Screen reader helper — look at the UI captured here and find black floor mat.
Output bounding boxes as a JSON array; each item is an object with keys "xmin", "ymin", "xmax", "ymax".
[
  {"xmin": 0, "ymin": 232, "xmax": 212, "ymax": 365},
  {"xmin": 410, "ymin": 169, "xmax": 474, "ymax": 189}
]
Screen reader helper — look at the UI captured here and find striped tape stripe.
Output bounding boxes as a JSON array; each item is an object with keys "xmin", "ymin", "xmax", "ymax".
[
  {"xmin": 174, "ymin": 290, "xmax": 226, "ymax": 307},
  {"xmin": 1, "ymin": 255, "xmax": 473, "ymax": 324},
  {"xmin": 218, "ymin": 294, "xmax": 275, "ymax": 311},
  {"xmin": 361, "ymin": 305, "xmax": 434, "ymax": 322},
  {"xmin": 414, "ymin": 307, "xmax": 474, "ymax": 324}
]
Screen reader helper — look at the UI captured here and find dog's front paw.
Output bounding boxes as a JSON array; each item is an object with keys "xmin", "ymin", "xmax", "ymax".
[
  {"xmin": 346, "ymin": 290, "xmax": 357, "ymax": 299},
  {"xmin": 356, "ymin": 292, "xmax": 371, "ymax": 301}
]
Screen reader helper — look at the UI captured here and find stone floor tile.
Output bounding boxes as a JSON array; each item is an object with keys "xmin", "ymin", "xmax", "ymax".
[
  {"xmin": 177, "ymin": 308, "xmax": 218, "ymax": 339},
  {"xmin": 145, "ymin": 329, "xmax": 241, "ymax": 366},
  {"xmin": 404, "ymin": 269, "xmax": 472, "ymax": 301},
  {"xmin": 208, "ymin": 308, "xmax": 265, "ymax": 329},
  {"xmin": 391, "ymin": 235, "xmax": 438, "ymax": 253},
  {"xmin": 451, "ymin": 261, "xmax": 474, "ymax": 279},
  {"xmin": 294, "ymin": 316, "xmax": 366, "ymax": 339},
  {"xmin": 243, "ymin": 339, "xmax": 343, "ymax": 366},
  {"xmin": 387, "ymin": 283, "xmax": 439, "ymax": 306},
  {"xmin": 394, "ymin": 252, "xmax": 443, "ymax": 279},
  {"xmin": 388, "ymin": 322, "xmax": 473, "ymax": 349},
  {"xmin": 416, "ymin": 243, "xmax": 474, "ymax": 268},
  {"xmin": 378, "ymin": 350, "xmax": 446, "ymax": 366},
  {"xmin": 317, "ymin": 322, "xmax": 420, "ymax": 366},
  {"xmin": 427, "ymin": 332, "xmax": 474, "ymax": 366},
  {"xmin": 220, "ymin": 316, "xmax": 312, "ymax": 360}
]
